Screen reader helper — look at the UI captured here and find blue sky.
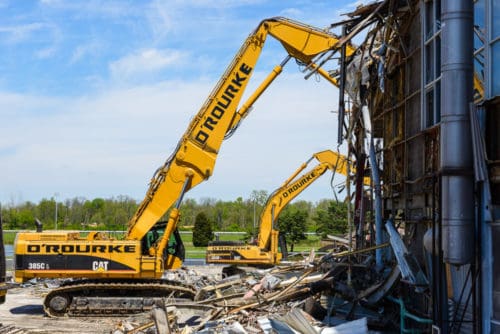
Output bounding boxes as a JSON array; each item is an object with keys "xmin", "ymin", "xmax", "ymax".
[{"xmin": 0, "ymin": 0, "xmax": 367, "ymax": 205}]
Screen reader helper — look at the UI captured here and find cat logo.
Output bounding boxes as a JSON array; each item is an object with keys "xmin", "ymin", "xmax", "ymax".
[{"xmin": 92, "ymin": 261, "xmax": 109, "ymax": 272}]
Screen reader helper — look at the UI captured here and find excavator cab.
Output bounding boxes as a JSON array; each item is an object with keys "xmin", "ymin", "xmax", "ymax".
[
  {"xmin": 167, "ymin": 229, "xmax": 185, "ymax": 257},
  {"xmin": 278, "ymin": 233, "xmax": 288, "ymax": 260},
  {"xmin": 142, "ymin": 221, "xmax": 185, "ymax": 262}
]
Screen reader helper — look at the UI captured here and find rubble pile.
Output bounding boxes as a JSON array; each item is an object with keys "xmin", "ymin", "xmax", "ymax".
[
  {"xmin": 111, "ymin": 255, "xmax": 393, "ymax": 334},
  {"xmin": 2, "ymin": 239, "xmax": 420, "ymax": 333},
  {"xmin": 0, "ymin": 324, "xmax": 31, "ymax": 334}
]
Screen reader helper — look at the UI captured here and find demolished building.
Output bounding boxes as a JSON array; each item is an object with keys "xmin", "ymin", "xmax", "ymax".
[{"xmin": 329, "ymin": 0, "xmax": 498, "ymax": 333}]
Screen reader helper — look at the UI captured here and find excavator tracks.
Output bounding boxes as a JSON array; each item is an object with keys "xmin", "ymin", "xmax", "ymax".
[{"xmin": 43, "ymin": 279, "xmax": 197, "ymax": 317}]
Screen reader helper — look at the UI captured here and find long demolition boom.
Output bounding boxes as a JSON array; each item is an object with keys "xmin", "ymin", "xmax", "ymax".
[{"xmin": 126, "ymin": 17, "xmax": 355, "ymax": 242}]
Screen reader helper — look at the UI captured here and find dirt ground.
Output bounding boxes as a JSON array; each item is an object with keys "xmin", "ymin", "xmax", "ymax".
[
  {"xmin": 0, "ymin": 265, "xmax": 222, "ymax": 334},
  {"xmin": 0, "ymin": 283, "xmax": 121, "ymax": 334}
]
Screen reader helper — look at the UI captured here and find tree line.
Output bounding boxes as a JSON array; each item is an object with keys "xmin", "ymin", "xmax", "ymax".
[{"xmin": 0, "ymin": 192, "xmax": 350, "ymax": 242}]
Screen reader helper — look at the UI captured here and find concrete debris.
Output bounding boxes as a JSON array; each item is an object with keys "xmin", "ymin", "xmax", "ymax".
[
  {"xmin": 274, "ymin": 308, "xmax": 318, "ymax": 334},
  {"xmin": 0, "ymin": 324, "xmax": 30, "ymax": 334},
  {"xmin": 320, "ymin": 317, "xmax": 367, "ymax": 334},
  {"xmin": 106, "ymin": 258, "xmax": 382, "ymax": 334}
]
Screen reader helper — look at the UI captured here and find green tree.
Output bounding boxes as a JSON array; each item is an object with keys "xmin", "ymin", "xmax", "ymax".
[
  {"xmin": 292, "ymin": 200, "xmax": 314, "ymax": 230},
  {"xmin": 6, "ymin": 207, "xmax": 35, "ymax": 229},
  {"xmin": 180, "ymin": 198, "xmax": 198, "ymax": 228},
  {"xmin": 36, "ymin": 198, "xmax": 56, "ymax": 227},
  {"xmin": 250, "ymin": 190, "xmax": 268, "ymax": 206},
  {"xmin": 277, "ymin": 206, "xmax": 308, "ymax": 252},
  {"xmin": 313, "ymin": 200, "xmax": 348, "ymax": 237},
  {"xmin": 249, "ymin": 190, "xmax": 268, "ymax": 236},
  {"xmin": 192, "ymin": 212, "xmax": 214, "ymax": 247},
  {"xmin": 0, "ymin": 195, "xmax": 339, "ymax": 236},
  {"xmin": 225, "ymin": 197, "xmax": 249, "ymax": 232}
]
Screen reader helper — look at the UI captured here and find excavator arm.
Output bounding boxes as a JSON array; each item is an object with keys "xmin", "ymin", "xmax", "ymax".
[
  {"xmin": 206, "ymin": 149, "xmax": 368, "ymax": 265},
  {"xmin": 126, "ymin": 17, "xmax": 355, "ymax": 242},
  {"xmin": 257, "ymin": 150, "xmax": 368, "ymax": 254}
]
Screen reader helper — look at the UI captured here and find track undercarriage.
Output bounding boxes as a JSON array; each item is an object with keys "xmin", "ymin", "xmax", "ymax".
[{"xmin": 43, "ymin": 279, "xmax": 197, "ymax": 317}]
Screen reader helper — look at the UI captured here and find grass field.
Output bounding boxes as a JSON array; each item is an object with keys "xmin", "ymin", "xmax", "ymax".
[
  {"xmin": 3, "ymin": 232, "xmax": 16, "ymax": 244},
  {"xmin": 2, "ymin": 230, "xmax": 323, "ymax": 259}
]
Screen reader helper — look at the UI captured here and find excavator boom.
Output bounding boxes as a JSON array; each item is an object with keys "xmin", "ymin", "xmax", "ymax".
[{"xmin": 126, "ymin": 17, "xmax": 354, "ymax": 242}]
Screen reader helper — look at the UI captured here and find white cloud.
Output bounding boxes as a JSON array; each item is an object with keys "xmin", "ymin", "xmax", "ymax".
[
  {"xmin": 70, "ymin": 41, "xmax": 101, "ymax": 64},
  {"xmin": 36, "ymin": 46, "xmax": 58, "ymax": 59},
  {"xmin": 109, "ymin": 48, "xmax": 186, "ymax": 80},
  {"xmin": 279, "ymin": 8, "xmax": 302, "ymax": 18},
  {"xmin": 146, "ymin": 1, "xmax": 174, "ymax": 41},
  {"xmin": 0, "ymin": 22, "xmax": 46, "ymax": 43},
  {"xmin": 0, "ymin": 68, "xmax": 342, "ymax": 204},
  {"xmin": 39, "ymin": 0, "xmax": 61, "ymax": 4},
  {"xmin": 39, "ymin": 0, "xmax": 137, "ymax": 18},
  {"xmin": 0, "ymin": 91, "xmax": 64, "ymax": 118},
  {"xmin": 145, "ymin": 0, "xmax": 265, "ymax": 43}
]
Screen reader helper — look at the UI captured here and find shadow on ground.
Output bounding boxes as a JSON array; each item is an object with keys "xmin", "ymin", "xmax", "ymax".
[{"xmin": 10, "ymin": 304, "xmax": 44, "ymax": 315}]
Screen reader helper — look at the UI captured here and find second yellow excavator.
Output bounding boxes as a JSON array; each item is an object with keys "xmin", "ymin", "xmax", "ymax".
[{"xmin": 206, "ymin": 150, "xmax": 369, "ymax": 266}]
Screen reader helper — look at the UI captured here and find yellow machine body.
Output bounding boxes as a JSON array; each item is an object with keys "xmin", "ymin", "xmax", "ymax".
[{"xmin": 206, "ymin": 150, "xmax": 369, "ymax": 266}]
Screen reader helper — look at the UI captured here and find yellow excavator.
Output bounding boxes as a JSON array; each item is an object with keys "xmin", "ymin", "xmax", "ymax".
[
  {"xmin": 206, "ymin": 150, "xmax": 369, "ymax": 266},
  {"xmin": 13, "ymin": 17, "xmax": 355, "ymax": 316}
]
